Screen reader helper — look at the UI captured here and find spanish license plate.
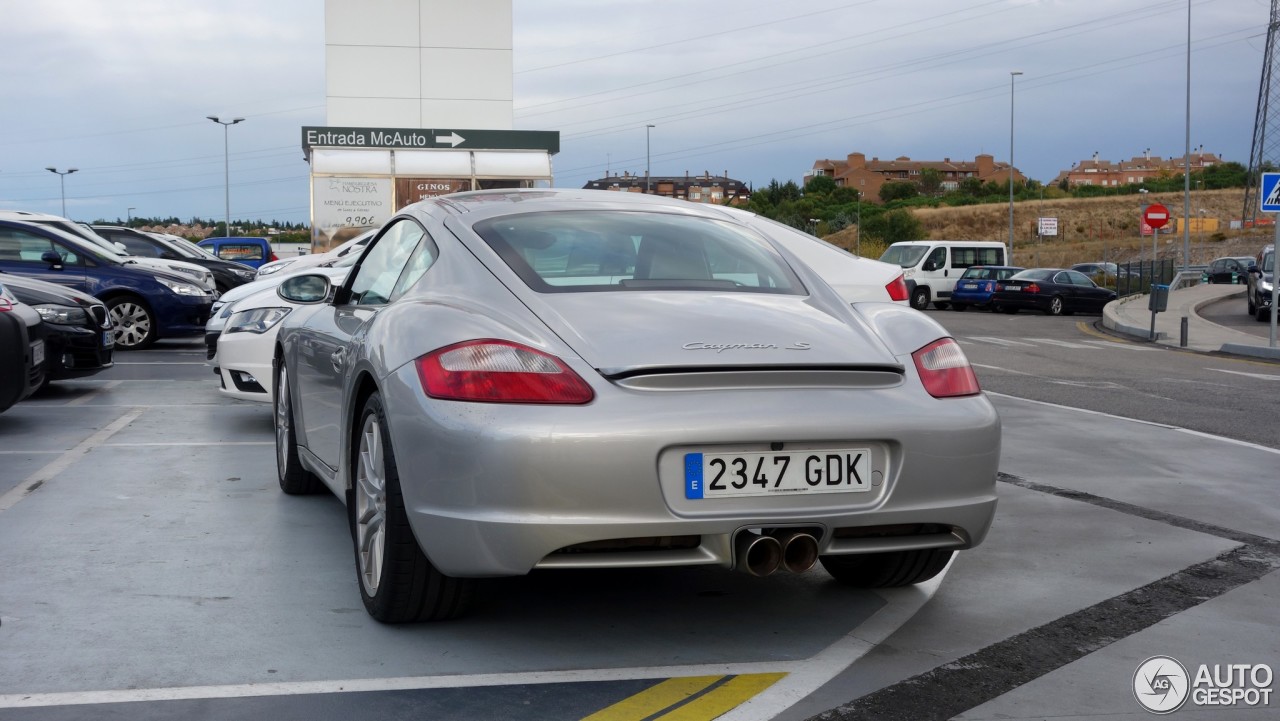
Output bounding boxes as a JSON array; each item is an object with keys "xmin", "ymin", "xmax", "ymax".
[
  {"xmin": 31, "ymin": 340, "xmax": 44, "ymax": 367},
  {"xmin": 685, "ymin": 449, "xmax": 871, "ymax": 499},
  {"xmin": 103, "ymin": 330, "xmax": 114, "ymax": 348},
  {"xmin": 962, "ymin": 282, "xmax": 978, "ymax": 289}
]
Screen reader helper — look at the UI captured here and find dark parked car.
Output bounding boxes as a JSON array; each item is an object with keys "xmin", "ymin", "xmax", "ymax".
[
  {"xmin": 0, "ymin": 272, "xmax": 113, "ymax": 384},
  {"xmin": 991, "ymin": 268, "xmax": 1117, "ymax": 316},
  {"xmin": 92, "ymin": 226, "xmax": 257, "ymax": 294},
  {"xmin": 197, "ymin": 237, "xmax": 277, "ymax": 269},
  {"xmin": 950, "ymin": 265, "xmax": 1024, "ymax": 311},
  {"xmin": 1246, "ymin": 244, "xmax": 1275, "ymax": 322},
  {"xmin": 1202, "ymin": 256, "xmax": 1253, "ymax": 285},
  {"xmin": 0, "ymin": 220, "xmax": 215, "ymax": 349},
  {"xmin": 0, "ymin": 281, "xmax": 45, "ymax": 413},
  {"xmin": 1070, "ymin": 262, "xmax": 1123, "ymax": 279}
]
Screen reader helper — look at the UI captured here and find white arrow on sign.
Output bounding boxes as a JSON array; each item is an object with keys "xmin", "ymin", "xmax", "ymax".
[{"xmin": 435, "ymin": 132, "xmax": 465, "ymax": 147}]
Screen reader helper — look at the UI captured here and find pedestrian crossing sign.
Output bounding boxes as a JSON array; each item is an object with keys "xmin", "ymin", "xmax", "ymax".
[{"xmin": 1261, "ymin": 172, "xmax": 1280, "ymax": 212}]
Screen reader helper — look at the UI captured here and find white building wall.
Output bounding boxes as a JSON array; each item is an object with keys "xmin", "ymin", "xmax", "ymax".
[{"xmin": 324, "ymin": 0, "xmax": 513, "ymax": 129}]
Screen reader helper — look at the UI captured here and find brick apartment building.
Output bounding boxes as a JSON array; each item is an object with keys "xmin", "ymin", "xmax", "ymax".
[
  {"xmin": 805, "ymin": 152, "xmax": 1026, "ymax": 203},
  {"xmin": 583, "ymin": 171, "xmax": 751, "ymax": 205},
  {"xmin": 1050, "ymin": 150, "xmax": 1223, "ymax": 188}
]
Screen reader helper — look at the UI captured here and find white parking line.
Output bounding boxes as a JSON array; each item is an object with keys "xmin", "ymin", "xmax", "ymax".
[
  {"xmin": 65, "ymin": 380, "xmax": 123, "ymax": 406},
  {"xmin": 965, "ymin": 336, "xmax": 1036, "ymax": 347},
  {"xmin": 1026, "ymin": 337, "xmax": 1097, "ymax": 349},
  {"xmin": 100, "ymin": 442, "xmax": 273, "ymax": 447},
  {"xmin": 0, "ymin": 407, "xmax": 144, "ymax": 512},
  {"xmin": 1209, "ymin": 368, "xmax": 1280, "ymax": 381},
  {"xmin": 113, "ymin": 362, "xmax": 208, "ymax": 365},
  {"xmin": 0, "ymin": 573, "xmax": 943, "ymax": 711}
]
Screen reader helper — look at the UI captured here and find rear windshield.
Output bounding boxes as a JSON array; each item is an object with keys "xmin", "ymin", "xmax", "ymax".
[
  {"xmin": 878, "ymin": 244, "xmax": 928, "ymax": 268},
  {"xmin": 1011, "ymin": 269, "xmax": 1055, "ymax": 281},
  {"xmin": 472, "ymin": 211, "xmax": 804, "ymax": 294},
  {"xmin": 213, "ymin": 243, "xmax": 264, "ymax": 261},
  {"xmin": 961, "ymin": 267, "xmax": 993, "ymax": 280}
]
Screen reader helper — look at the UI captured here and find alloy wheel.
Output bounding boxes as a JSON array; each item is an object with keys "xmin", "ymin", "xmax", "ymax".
[
  {"xmin": 355, "ymin": 414, "xmax": 388, "ymax": 596},
  {"xmin": 109, "ymin": 302, "xmax": 151, "ymax": 347}
]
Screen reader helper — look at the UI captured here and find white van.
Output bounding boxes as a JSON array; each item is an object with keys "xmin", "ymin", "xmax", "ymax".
[{"xmin": 879, "ymin": 240, "xmax": 1008, "ymax": 310}]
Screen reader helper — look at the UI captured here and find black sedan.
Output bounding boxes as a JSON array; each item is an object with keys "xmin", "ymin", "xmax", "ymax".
[
  {"xmin": 0, "ymin": 272, "xmax": 113, "ymax": 384},
  {"xmin": 1202, "ymin": 256, "xmax": 1254, "ymax": 285},
  {"xmin": 991, "ymin": 268, "xmax": 1117, "ymax": 316},
  {"xmin": 0, "ymin": 281, "xmax": 45, "ymax": 412},
  {"xmin": 92, "ymin": 226, "xmax": 257, "ymax": 294}
]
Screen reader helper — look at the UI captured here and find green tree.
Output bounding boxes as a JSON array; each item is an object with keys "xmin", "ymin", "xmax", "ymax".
[
  {"xmin": 918, "ymin": 168, "xmax": 942, "ymax": 197},
  {"xmin": 803, "ymin": 174, "xmax": 837, "ymax": 195},
  {"xmin": 879, "ymin": 181, "xmax": 918, "ymax": 202},
  {"xmin": 861, "ymin": 209, "xmax": 922, "ymax": 243}
]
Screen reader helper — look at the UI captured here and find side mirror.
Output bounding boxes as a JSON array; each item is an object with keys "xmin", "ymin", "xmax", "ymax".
[
  {"xmin": 40, "ymin": 250, "xmax": 64, "ymax": 269},
  {"xmin": 278, "ymin": 274, "xmax": 333, "ymax": 304},
  {"xmin": 160, "ymin": 251, "xmax": 180, "ymax": 260}
]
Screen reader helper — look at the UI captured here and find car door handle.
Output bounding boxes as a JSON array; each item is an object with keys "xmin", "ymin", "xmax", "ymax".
[{"xmin": 331, "ymin": 351, "xmax": 344, "ymax": 373}]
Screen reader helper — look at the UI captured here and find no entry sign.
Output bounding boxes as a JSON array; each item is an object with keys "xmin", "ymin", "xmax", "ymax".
[{"xmin": 1143, "ymin": 203, "xmax": 1170, "ymax": 229}]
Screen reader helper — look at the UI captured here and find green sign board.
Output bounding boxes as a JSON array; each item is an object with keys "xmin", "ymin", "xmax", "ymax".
[{"xmin": 302, "ymin": 126, "xmax": 559, "ymax": 154}]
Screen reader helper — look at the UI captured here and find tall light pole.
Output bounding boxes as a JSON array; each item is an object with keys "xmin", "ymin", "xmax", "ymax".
[
  {"xmin": 645, "ymin": 124, "xmax": 655, "ymax": 194},
  {"xmin": 127, "ymin": 207, "xmax": 136, "ymax": 224},
  {"xmin": 45, "ymin": 167, "xmax": 78, "ymax": 217},
  {"xmin": 1139, "ymin": 188, "xmax": 1151, "ymax": 261},
  {"xmin": 207, "ymin": 116, "xmax": 244, "ymax": 236},
  {"xmin": 1008, "ymin": 71, "xmax": 1023, "ymax": 263}
]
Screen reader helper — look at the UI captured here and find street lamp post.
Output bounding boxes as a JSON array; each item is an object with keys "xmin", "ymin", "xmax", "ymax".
[
  {"xmin": 856, "ymin": 192, "xmax": 862, "ymax": 256},
  {"xmin": 645, "ymin": 124, "xmax": 655, "ymax": 194},
  {"xmin": 207, "ymin": 116, "xmax": 244, "ymax": 237},
  {"xmin": 1008, "ymin": 71, "xmax": 1023, "ymax": 264},
  {"xmin": 45, "ymin": 167, "xmax": 78, "ymax": 217},
  {"xmin": 127, "ymin": 207, "xmax": 136, "ymax": 224}
]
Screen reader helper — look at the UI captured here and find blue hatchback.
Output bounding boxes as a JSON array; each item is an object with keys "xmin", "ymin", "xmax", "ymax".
[
  {"xmin": 197, "ymin": 237, "xmax": 277, "ymax": 269},
  {"xmin": 950, "ymin": 265, "xmax": 1025, "ymax": 311},
  {"xmin": 0, "ymin": 220, "xmax": 214, "ymax": 349}
]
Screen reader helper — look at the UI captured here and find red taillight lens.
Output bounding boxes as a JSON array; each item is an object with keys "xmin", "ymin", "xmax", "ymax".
[
  {"xmin": 912, "ymin": 338, "xmax": 980, "ymax": 398},
  {"xmin": 995, "ymin": 283, "xmax": 1004, "ymax": 292},
  {"xmin": 269, "ymin": 252, "xmax": 279, "ymax": 262},
  {"xmin": 885, "ymin": 274, "xmax": 909, "ymax": 301},
  {"xmin": 1026, "ymin": 283, "xmax": 1040, "ymax": 294},
  {"xmin": 416, "ymin": 339, "xmax": 594, "ymax": 404}
]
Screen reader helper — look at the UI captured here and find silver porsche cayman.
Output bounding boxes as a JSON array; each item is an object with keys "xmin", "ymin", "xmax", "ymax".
[{"xmin": 273, "ymin": 189, "xmax": 1000, "ymax": 623}]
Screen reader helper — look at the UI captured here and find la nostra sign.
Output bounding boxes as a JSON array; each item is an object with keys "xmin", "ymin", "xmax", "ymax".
[{"xmin": 301, "ymin": 126, "xmax": 559, "ymax": 154}]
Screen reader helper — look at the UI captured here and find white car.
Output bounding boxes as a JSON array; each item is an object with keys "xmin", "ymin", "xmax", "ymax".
[
  {"xmin": 255, "ymin": 229, "xmax": 375, "ymax": 279},
  {"xmin": 211, "ymin": 265, "xmax": 352, "ymax": 402}
]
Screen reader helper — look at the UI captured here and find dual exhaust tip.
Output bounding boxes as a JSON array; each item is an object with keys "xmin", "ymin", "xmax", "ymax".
[{"xmin": 735, "ymin": 530, "xmax": 820, "ymax": 577}]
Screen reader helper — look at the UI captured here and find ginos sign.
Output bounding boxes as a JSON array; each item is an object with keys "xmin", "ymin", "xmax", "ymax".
[{"xmin": 395, "ymin": 178, "xmax": 470, "ymax": 209}]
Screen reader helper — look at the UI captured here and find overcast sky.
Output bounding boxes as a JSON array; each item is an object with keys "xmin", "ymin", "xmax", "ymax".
[{"xmin": 0, "ymin": 0, "xmax": 1266, "ymax": 225}]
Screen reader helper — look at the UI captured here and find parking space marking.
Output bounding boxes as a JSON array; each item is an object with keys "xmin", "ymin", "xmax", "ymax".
[
  {"xmin": 112, "ymin": 362, "xmax": 208, "ymax": 365},
  {"xmin": 1025, "ymin": 337, "xmax": 1095, "ymax": 349},
  {"xmin": 101, "ymin": 441, "xmax": 273, "ymax": 447},
  {"xmin": 1210, "ymin": 367, "xmax": 1280, "ymax": 381},
  {"xmin": 581, "ymin": 676, "xmax": 724, "ymax": 720},
  {"xmin": 817, "ymin": 473, "xmax": 1280, "ymax": 721},
  {"xmin": 0, "ymin": 407, "xmax": 144, "ymax": 512},
  {"xmin": 964, "ymin": 336, "xmax": 1036, "ymax": 347},
  {"xmin": 65, "ymin": 380, "xmax": 122, "ymax": 407}
]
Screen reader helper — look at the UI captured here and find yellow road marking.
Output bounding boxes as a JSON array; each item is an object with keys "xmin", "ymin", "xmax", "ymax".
[
  {"xmin": 580, "ymin": 676, "xmax": 722, "ymax": 721},
  {"xmin": 655, "ymin": 673, "xmax": 786, "ymax": 720},
  {"xmin": 580, "ymin": 673, "xmax": 786, "ymax": 721}
]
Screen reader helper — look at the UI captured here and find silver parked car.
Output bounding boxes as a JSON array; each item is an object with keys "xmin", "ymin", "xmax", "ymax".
[{"xmin": 273, "ymin": 189, "xmax": 1001, "ymax": 622}]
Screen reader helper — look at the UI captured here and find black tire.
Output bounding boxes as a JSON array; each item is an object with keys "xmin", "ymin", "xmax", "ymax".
[
  {"xmin": 1257, "ymin": 304, "xmax": 1272, "ymax": 322},
  {"xmin": 105, "ymin": 296, "xmax": 157, "ymax": 350},
  {"xmin": 275, "ymin": 363, "xmax": 323, "ymax": 495},
  {"xmin": 352, "ymin": 392, "xmax": 475, "ymax": 623},
  {"xmin": 951, "ymin": 303, "xmax": 967, "ymax": 312},
  {"xmin": 820, "ymin": 549, "xmax": 954, "ymax": 587},
  {"xmin": 910, "ymin": 287, "xmax": 930, "ymax": 311},
  {"xmin": 933, "ymin": 301, "xmax": 950, "ymax": 311},
  {"xmin": 1046, "ymin": 296, "xmax": 1065, "ymax": 316}
]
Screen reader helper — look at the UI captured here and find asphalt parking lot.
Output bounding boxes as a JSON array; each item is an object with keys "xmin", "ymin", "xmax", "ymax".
[{"xmin": 2, "ymin": 330, "xmax": 1279, "ymax": 720}]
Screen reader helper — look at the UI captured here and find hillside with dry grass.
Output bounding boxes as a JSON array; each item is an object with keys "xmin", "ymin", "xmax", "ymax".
[{"xmin": 823, "ymin": 188, "xmax": 1272, "ymax": 268}]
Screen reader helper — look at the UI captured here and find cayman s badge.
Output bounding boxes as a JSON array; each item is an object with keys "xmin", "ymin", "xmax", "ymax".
[{"xmin": 682, "ymin": 342, "xmax": 812, "ymax": 353}]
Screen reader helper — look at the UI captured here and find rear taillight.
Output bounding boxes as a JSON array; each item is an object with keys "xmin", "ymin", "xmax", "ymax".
[
  {"xmin": 269, "ymin": 252, "xmax": 279, "ymax": 262},
  {"xmin": 912, "ymin": 338, "xmax": 980, "ymax": 398},
  {"xmin": 995, "ymin": 283, "xmax": 1005, "ymax": 291},
  {"xmin": 885, "ymin": 274, "xmax": 909, "ymax": 301},
  {"xmin": 1026, "ymin": 283, "xmax": 1040, "ymax": 294},
  {"xmin": 415, "ymin": 339, "xmax": 594, "ymax": 404},
  {"xmin": 983, "ymin": 281, "xmax": 994, "ymax": 292}
]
